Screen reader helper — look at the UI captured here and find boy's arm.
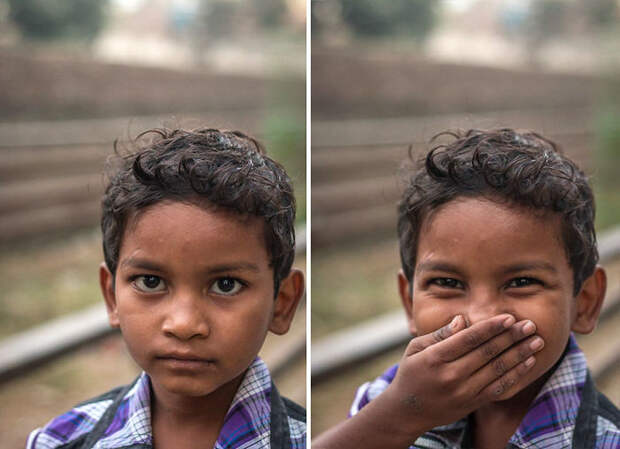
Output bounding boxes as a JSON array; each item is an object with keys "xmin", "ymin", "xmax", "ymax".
[{"xmin": 312, "ymin": 314, "xmax": 542, "ymax": 449}]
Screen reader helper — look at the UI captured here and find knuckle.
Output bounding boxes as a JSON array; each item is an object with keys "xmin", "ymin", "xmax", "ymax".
[
  {"xmin": 480, "ymin": 341, "xmax": 499, "ymax": 359},
  {"xmin": 464, "ymin": 330, "xmax": 482, "ymax": 349},
  {"xmin": 492, "ymin": 357, "xmax": 507, "ymax": 376},
  {"xmin": 435, "ymin": 345, "xmax": 457, "ymax": 363},
  {"xmin": 497, "ymin": 374, "xmax": 516, "ymax": 394},
  {"xmin": 408, "ymin": 340, "xmax": 425, "ymax": 354},
  {"xmin": 439, "ymin": 369, "xmax": 457, "ymax": 386},
  {"xmin": 452, "ymin": 387, "xmax": 467, "ymax": 404},
  {"xmin": 517, "ymin": 344, "xmax": 531, "ymax": 361},
  {"xmin": 425, "ymin": 350, "xmax": 441, "ymax": 368},
  {"xmin": 433, "ymin": 325, "xmax": 449, "ymax": 342},
  {"xmin": 493, "ymin": 381, "xmax": 505, "ymax": 396}
]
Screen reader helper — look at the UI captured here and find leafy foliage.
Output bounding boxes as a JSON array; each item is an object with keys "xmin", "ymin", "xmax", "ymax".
[
  {"xmin": 7, "ymin": 0, "xmax": 108, "ymax": 41},
  {"xmin": 339, "ymin": 0, "xmax": 436, "ymax": 40}
]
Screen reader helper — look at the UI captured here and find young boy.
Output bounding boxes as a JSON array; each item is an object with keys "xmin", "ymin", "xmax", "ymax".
[
  {"xmin": 314, "ymin": 129, "xmax": 619, "ymax": 448},
  {"xmin": 27, "ymin": 128, "xmax": 306, "ymax": 449}
]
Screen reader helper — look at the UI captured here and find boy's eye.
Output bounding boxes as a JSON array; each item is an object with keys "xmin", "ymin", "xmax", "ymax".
[
  {"xmin": 133, "ymin": 275, "xmax": 166, "ymax": 292},
  {"xmin": 429, "ymin": 277, "xmax": 463, "ymax": 289},
  {"xmin": 210, "ymin": 277, "xmax": 244, "ymax": 296},
  {"xmin": 507, "ymin": 277, "xmax": 541, "ymax": 288}
]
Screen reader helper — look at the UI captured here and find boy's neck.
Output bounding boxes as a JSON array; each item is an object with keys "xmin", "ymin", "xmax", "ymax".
[
  {"xmin": 151, "ymin": 373, "xmax": 245, "ymax": 449},
  {"xmin": 472, "ymin": 372, "xmax": 551, "ymax": 449}
]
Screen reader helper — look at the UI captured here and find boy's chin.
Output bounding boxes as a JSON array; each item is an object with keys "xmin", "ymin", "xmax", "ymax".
[
  {"xmin": 152, "ymin": 371, "xmax": 245, "ymax": 400},
  {"xmin": 157, "ymin": 378, "xmax": 223, "ymax": 398},
  {"xmin": 490, "ymin": 369, "xmax": 551, "ymax": 404}
]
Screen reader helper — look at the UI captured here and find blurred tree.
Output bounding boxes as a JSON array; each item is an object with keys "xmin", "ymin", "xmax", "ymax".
[
  {"xmin": 522, "ymin": 0, "xmax": 567, "ymax": 66},
  {"xmin": 203, "ymin": 0, "xmax": 238, "ymax": 40},
  {"xmin": 582, "ymin": 0, "xmax": 618, "ymax": 28},
  {"xmin": 339, "ymin": 0, "xmax": 436, "ymax": 40},
  {"xmin": 530, "ymin": 0, "xmax": 567, "ymax": 37},
  {"xmin": 311, "ymin": 0, "xmax": 344, "ymax": 38},
  {"xmin": 311, "ymin": 0, "xmax": 322, "ymax": 35},
  {"xmin": 255, "ymin": 0, "xmax": 286, "ymax": 28},
  {"xmin": 6, "ymin": 0, "xmax": 107, "ymax": 41}
]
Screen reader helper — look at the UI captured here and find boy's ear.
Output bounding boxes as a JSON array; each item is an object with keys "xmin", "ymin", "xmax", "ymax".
[
  {"xmin": 99, "ymin": 262, "xmax": 120, "ymax": 328},
  {"xmin": 572, "ymin": 266, "xmax": 607, "ymax": 334},
  {"xmin": 398, "ymin": 270, "xmax": 417, "ymax": 336},
  {"xmin": 269, "ymin": 268, "xmax": 305, "ymax": 335}
]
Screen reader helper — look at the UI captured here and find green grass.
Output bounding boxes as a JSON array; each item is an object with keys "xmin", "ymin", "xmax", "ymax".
[
  {"xmin": 0, "ymin": 230, "xmax": 103, "ymax": 339},
  {"xmin": 595, "ymin": 187, "xmax": 620, "ymax": 232},
  {"xmin": 311, "ymin": 240, "xmax": 402, "ymax": 340}
]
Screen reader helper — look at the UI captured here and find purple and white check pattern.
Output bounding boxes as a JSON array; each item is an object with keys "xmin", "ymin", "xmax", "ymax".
[
  {"xmin": 27, "ymin": 357, "xmax": 305, "ymax": 449},
  {"xmin": 350, "ymin": 335, "xmax": 619, "ymax": 448}
]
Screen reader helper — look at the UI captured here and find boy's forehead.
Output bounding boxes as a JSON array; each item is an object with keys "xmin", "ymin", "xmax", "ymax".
[
  {"xmin": 422, "ymin": 196, "xmax": 561, "ymax": 232},
  {"xmin": 120, "ymin": 200, "xmax": 269, "ymax": 260},
  {"xmin": 415, "ymin": 197, "xmax": 568, "ymax": 266}
]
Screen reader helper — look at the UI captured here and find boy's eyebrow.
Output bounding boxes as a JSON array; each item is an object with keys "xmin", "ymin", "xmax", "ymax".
[
  {"xmin": 119, "ymin": 258, "xmax": 261, "ymax": 274},
  {"xmin": 120, "ymin": 257, "xmax": 166, "ymax": 272},
  {"xmin": 499, "ymin": 262, "xmax": 559, "ymax": 275},
  {"xmin": 415, "ymin": 261, "xmax": 464, "ymax": 275},
  {"xmin": 415, "ymin": 261, "xmax": 559, "ymax": 276},
  {"xmin": 204, "ymin": 263, "xmax": 261, "ymax": 274}
]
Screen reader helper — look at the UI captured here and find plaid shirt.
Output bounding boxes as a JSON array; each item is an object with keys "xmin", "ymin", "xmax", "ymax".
[
  {"xmin": 27, "ymin": 357, "xmax": 305, "ymax": 449},
  {"xmin": 350, "ymin": 335, "xmax": 619, "ymax": 449}
]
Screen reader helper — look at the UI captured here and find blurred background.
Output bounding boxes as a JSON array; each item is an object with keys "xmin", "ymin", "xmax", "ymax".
[
  {"xmin": 0, "ymin": 1, "xmax": 305, "ymax": 447},
  {"xmin": 311, "ymin": 0, "xmax": 620, "ymax": 435}
]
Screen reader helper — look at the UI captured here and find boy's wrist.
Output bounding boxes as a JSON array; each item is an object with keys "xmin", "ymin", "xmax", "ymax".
[
  {"xmin": 312, "ymin": 385, "xmax": 427, "ymax": 449},
  {"xmin": 374, "ymin": 383, "xmax": 432, "ymax": 444}
]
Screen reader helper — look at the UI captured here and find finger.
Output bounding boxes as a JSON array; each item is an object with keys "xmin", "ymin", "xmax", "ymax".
[
  {"xmin": 469, "ymin": 333, "xmax": 544, "ymax": 394},
  {"xmin": 405, "ymin": 315, "xmax": 466, "ymax": 356},
  {"xmin": 452, "ymin": 319, "xmax": 537, "ymax": 376},
  {"xmin": 431, "ymin": 314, "xmax": 516, "ymax": 362},
  {"xmin": 477, "ymin": 354, "xmax": 538, "ymax": 400}
]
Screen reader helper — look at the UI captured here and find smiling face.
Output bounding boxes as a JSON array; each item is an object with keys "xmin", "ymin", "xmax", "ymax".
[
  {"xmin": 99, "ymin": 201, "xmax": 300, "ymax": 401},
  {"xmin": 400, "ymin": 197, "xmax": 604, "ymax": 401}
]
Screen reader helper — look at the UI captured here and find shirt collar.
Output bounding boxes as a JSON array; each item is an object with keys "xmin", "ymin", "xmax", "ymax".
[
  {"xmin": 98, "ymin": 357, "xmax": 272, "ymax": 449},
  {"xmin": 509, "ymin": 334, "xmax": 586, "ymax": 448},
  {"xmin": 216, "ymin": 357, "xmax": 272, "ymax": 448}
]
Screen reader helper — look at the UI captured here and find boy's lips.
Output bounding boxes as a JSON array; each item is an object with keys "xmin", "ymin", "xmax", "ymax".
[{"xmin": 156, "ymin": 352, "xmax": 216, "ymax": 365}]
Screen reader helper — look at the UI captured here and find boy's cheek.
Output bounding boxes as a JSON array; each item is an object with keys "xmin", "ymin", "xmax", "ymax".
[{"xmin": 412, "ymin": 302, "xmax": 455, "ymax": 336}]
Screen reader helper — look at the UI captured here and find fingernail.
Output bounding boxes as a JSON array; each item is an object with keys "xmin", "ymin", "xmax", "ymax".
[
  {"xmin": 451, "ymin": 315, "xmax": 461, "ymax": 330},
  {"xmin": 530, "ymin": 337, "xmax": 544, "ymax": 351},
  {"xmin": 525, "ymin": 356, "xmax": 535, "ymax": 367},
  {"xmin": 503, "ymin": 315, "xmax": 515, "ymax": 328},
  {"xmin": 522, "ymin": 321, "xmax": 536, "ymax": 335}
]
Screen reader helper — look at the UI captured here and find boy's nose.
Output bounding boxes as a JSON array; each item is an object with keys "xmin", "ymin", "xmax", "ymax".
[
  {"xmin": 464, "ymin": 288, "xmax": 508, "ymax": 325},
  {"xmin": 161, "ymin": 293, "xmax": 210, "ymax": 340}
]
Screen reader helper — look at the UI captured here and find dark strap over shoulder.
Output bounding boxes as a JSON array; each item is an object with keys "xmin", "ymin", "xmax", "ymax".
[
  {"xmin": 270, "ymin": 381, "xmax": 292, "ymax": 449},
  {"xmin": 570, "ymin": 371, "xmax": 620, "ymax": 449},
  {"xmin": 270, "ymin": 381, "xmax": 306, "ymax": 449},
  {"xmin": 572, "ymin": 372, "xmax": 597, "ymax": 449},
  {"xmin": 72, "ymin": 377, "xmax": 149, "ymax": 449}
]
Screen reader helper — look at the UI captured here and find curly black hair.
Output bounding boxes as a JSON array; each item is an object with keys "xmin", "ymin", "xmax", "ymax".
[
  {"xmin": 397, "ymin": 128, "xmax": 597, "ymax": 296},
  {"xmin": 102, "ymin": 128, "xmax": 296, "ymax": 294}
]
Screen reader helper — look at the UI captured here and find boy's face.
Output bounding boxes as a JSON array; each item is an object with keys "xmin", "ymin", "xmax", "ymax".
[
  {"xmin": 402, "ymin": 197, "xmax": 603, "ymax": 401},
  {"xmin": 100, "ymin": 201, "xmax": 302, "ymax": 400}
]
